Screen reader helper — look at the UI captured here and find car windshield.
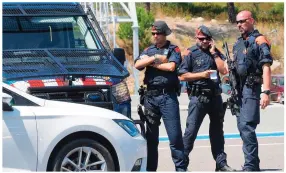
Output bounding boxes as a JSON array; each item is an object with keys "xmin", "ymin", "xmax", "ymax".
[{"xmin": 3, "ymin": 16, "xmax": 101, "ymax": 50}]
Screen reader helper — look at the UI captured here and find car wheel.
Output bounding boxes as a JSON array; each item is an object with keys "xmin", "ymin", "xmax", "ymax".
[{"xmin": 52, "ymin": 138, "xmax": 115, "ymax": 172}]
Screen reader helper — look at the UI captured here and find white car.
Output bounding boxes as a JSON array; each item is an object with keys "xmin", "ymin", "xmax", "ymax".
[{"xmin": 2, "ymin": 83, "xmax": 147, "ymax": 171}]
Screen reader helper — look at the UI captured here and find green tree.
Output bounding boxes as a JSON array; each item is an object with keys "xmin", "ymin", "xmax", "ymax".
[
  {"xmin": 227, "ymin": 3, "xmax": 236, "ymax": 23},
  {"xmin": 118, "ymin": 7, "xmax": 154, "ymax": 51}
]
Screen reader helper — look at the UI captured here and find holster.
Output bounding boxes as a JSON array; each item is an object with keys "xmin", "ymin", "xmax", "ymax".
[
  {"xmin": 245, "ymin": 73, "xmax": 262, "ymax": 88},
  {"xmin": 137, "ymin": 104, "xmax": 161, "ymax": 126},
  {"xmin": 137, "ymin": 85, "xmax": 161, "ymax": 126},
  {"xmin": 226, "ymin": 97, "xmax": 240, "ymax": 116},
  {"xmin": 138, "ymin": 85, "xmax": 146, "ymax": 104},
  {"xmin": 138, "ymin": 104, "xmax": 146, "ymax": 122}
]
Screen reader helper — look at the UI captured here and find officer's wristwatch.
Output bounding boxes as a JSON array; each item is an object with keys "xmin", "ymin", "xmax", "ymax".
[
  {"xmin": 262, "ymin": 90, "xmax": 271, "ymax": 95},
  {"xmin": 154, "ymin": 54, "xmax": 161, "ymax": 64},
  {"xmin": 211, "ymin": 52, "xmax": 219, "ymax": 58}
]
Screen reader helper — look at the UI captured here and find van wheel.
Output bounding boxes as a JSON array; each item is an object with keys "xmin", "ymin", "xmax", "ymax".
[{"xmin": 52, "ymin": 138, "xmax": 115, "ymax": 172}]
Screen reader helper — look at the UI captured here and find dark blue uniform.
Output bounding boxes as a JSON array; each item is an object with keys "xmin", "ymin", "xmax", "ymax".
[
  {"xmin": 135, "ymin": 40, "xmax": 186, "ymax": 171},
  {"xmin": 179, "ymin": 45, "xmax": 228, "ymax": 170},
  {"xmin": 233, "ymin": 29, "xmax": 273, "ymax": 171}
]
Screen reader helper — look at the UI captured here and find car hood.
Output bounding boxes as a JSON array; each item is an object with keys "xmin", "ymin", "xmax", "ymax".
[{"xmin": 40, "ymin": 99, "xmax": 129, "ymax": 120}]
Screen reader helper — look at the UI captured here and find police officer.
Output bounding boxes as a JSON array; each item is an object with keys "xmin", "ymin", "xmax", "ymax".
[
  {"xmin": 233, "ymin": 11, "xmax": 273, "ymax": 171},
  {"xmin": 134, "ymin": 21, "xmax": 186, "ymax": 171},
  {"xmin": 179, "ymin": 25, "xmax": 235, "ymax": 171}
]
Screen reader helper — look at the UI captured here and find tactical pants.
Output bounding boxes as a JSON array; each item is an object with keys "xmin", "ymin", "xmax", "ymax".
[
  {"xmin": 183, "ymin": 95, "xmax": 227, "ymax": 169},
  {"xmin": 113, "ymin": 101, "xmax": 131, "ymax": 118},
  {"xmin": 237, "ymin": 93, "xmax": 260, "ymax": 171},
  {"xmin": 144, "ymin": 92, "xmax": 186, "ymax": 171}
]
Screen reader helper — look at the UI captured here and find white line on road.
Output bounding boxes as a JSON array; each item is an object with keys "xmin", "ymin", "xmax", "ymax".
[{"xmin": 158, "ymin": 142, "xmax": 284, "ymax": 150}]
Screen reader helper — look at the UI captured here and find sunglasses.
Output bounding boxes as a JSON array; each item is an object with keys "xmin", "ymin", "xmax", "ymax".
[
  {"xmin": 197, "ymin": 37, "xmax": 211, "ymax": 41},
  {"xmin": 152, "ymin": 32, "xmax": 163, "ymax": 36},
  {"xmin": 236, "ymin": 18, "xmax": 250, "ymax": 24}
]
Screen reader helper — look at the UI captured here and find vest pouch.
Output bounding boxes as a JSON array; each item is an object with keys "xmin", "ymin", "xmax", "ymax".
[
  {"xmin": 236, "ymin": 54, "xmax": 252, "ymax": 77},
  {"xmin": 236, "ymin": 56, "xmax": 247, "ymax": 76}
]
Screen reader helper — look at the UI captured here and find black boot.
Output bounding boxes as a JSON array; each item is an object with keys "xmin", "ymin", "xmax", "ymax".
[{"xmin": 215, "ymin": 165, "xmax": 236, "ymax": 172}]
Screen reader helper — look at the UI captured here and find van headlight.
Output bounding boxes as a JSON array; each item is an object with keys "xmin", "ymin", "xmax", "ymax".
[{"xmin": 113, "ymin": 119, "xmax": 140, "ymax": 137}]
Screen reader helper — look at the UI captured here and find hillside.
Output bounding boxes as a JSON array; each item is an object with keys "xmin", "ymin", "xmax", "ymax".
[{"xmin": 117, "ymin": 17, "xmax": 284, "ymax": 94}]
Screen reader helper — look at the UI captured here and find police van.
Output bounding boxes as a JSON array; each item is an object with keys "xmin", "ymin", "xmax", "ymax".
[
  {"xmin": 3, "ymin": 2, "xmax": 131, "ymax": 112},
  {"xmin": 3, "ymin": 2, "xmax": 147, "ymax": 172}
]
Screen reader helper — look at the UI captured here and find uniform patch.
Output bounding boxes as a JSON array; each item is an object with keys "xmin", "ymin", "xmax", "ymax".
[
  {"xmin": 195, "ymin": 59, "xmax": 202, "ymax": 66},
  {"xmin": 255, "ymin": 36, "xmax": 271, "ymax": 46},
  {"xmin": 163, "ymin": 48, "xmax": 169, "ymax": 55},
  {"xmin": 175, "ymin": 47, "xmax": 180, "ymax": 53}
]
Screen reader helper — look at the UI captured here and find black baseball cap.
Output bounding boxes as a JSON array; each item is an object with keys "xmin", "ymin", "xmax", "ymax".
[
  {"xmin": 196, "ymin": 25, "xmax": 212, "ymax": 38},
  {"xmin": 152, "ymin": 20, "xmax": 172, "ymax": 36}
]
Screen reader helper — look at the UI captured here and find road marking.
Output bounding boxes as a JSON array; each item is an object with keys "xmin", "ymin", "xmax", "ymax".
[
  {"xmin": 158, "ymin": 142, "xmax": 284, "ymax": 150},
  {"xmin": 159, "ymin": 131, "xmax": 284, "ymax": 142}
]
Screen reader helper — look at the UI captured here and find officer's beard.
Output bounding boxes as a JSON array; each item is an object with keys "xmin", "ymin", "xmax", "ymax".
[
  {"xmin": 196, "ymin": 42, "xmax": 210, "ymax": 51},
  {"xmin": 155, "ymin": 38, "xmax": 167, "ymax": 48}
]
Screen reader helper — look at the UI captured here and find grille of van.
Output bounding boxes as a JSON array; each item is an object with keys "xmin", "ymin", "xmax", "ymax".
[{"xmin": 28, "ymin": 85, "xmax": 113, "ymax": 110}]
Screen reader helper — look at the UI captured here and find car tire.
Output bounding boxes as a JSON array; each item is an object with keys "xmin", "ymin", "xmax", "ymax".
[{"xmin": 52, "ymin": 138, "xmax": 115, "ymax": 172}]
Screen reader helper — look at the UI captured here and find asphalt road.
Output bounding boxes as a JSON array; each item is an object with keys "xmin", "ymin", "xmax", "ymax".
[{"xmin": 130, "ymin": 93, "xmax": 284, "ymax": 171}]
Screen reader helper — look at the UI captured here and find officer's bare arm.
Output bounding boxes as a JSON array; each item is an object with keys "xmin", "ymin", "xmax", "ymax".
[
  {"xmin": 262, "ymin": 63, "xmax": 271, "ymax": 90},
  {"xmin": 178, "ymin": 71, "xmax": 211, "ymax": 81},
  {"xmin": 213, "ymin": 55, "xmax": 228, "ymax": 75},
  {"xmin": 134, "ymin": 55, "xmax": 156, "ymax": 69},
  {"xmin": 152, "ymin": 62, "xmax": 176, "ymax": 72}
]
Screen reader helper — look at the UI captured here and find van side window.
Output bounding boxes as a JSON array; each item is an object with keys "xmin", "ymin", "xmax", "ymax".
[{"xmin": 3, "ymin": 88, "xmax": 39, "ymax": 106}]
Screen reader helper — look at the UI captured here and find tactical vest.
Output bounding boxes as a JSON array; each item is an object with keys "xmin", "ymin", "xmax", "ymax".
[
  {"xmin": 145, "ymin": 42, "xmax": 176, "ymax": 57},
  {"xmin": 233, "ymin": 31, "xmax": 263, "ymax": 77},
  {"xmin": 187, "ymin": 46, "xmax": 220, "ymax": 90},
  {"xmin": 143, "ymin": 41, "xmax": 180, "ymax": 88}
]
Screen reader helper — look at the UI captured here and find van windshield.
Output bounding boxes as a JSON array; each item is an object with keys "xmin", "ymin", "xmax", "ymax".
[{"xmin": 3, "ymin": 16, "xmax": 101, "ymax": 50}]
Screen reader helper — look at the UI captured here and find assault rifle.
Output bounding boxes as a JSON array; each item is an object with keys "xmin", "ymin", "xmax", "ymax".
[{"xmin": 222, "ymin": 42, "xmax": 240, "ymax": 116}]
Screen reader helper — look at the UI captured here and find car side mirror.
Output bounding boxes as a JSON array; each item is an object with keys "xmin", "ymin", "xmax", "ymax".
[
  {"xmin": 2, "ymin": 93, "xmax": 14, "ymax": 111},
  {"xmin": 113, "ymin": 48, "xmax": 126, "ymax": 65}
]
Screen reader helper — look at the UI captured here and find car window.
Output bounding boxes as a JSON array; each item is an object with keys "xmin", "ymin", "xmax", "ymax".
[
  {"xmin": 3, "ymin": 88, "xmax": 39, "ymax": 106},
  {"xmin": 272, "ymin": 77, "xmax": 278, "ymax": 85},
  {"xmin": 279, "ymin": 78, "xmax": 284, "ymax": 86}
]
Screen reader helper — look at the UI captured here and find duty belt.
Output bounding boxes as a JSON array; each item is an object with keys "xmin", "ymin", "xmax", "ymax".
[
  {"xmin": 187, "ymin": 85, "xmax": 221, "ymax": 97},
  {"xmin": 146, "ymin": 87, "xmax": 177, "ymax": 96}
]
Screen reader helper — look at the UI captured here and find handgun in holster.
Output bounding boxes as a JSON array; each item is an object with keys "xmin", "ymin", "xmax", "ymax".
[
  {"xmin": 137, "ymin": 104, "xmax": 146, "ymax": 122},
  {"xmin": 137, "ymin": 86, "xmax": 146, "ymax": 122}
]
